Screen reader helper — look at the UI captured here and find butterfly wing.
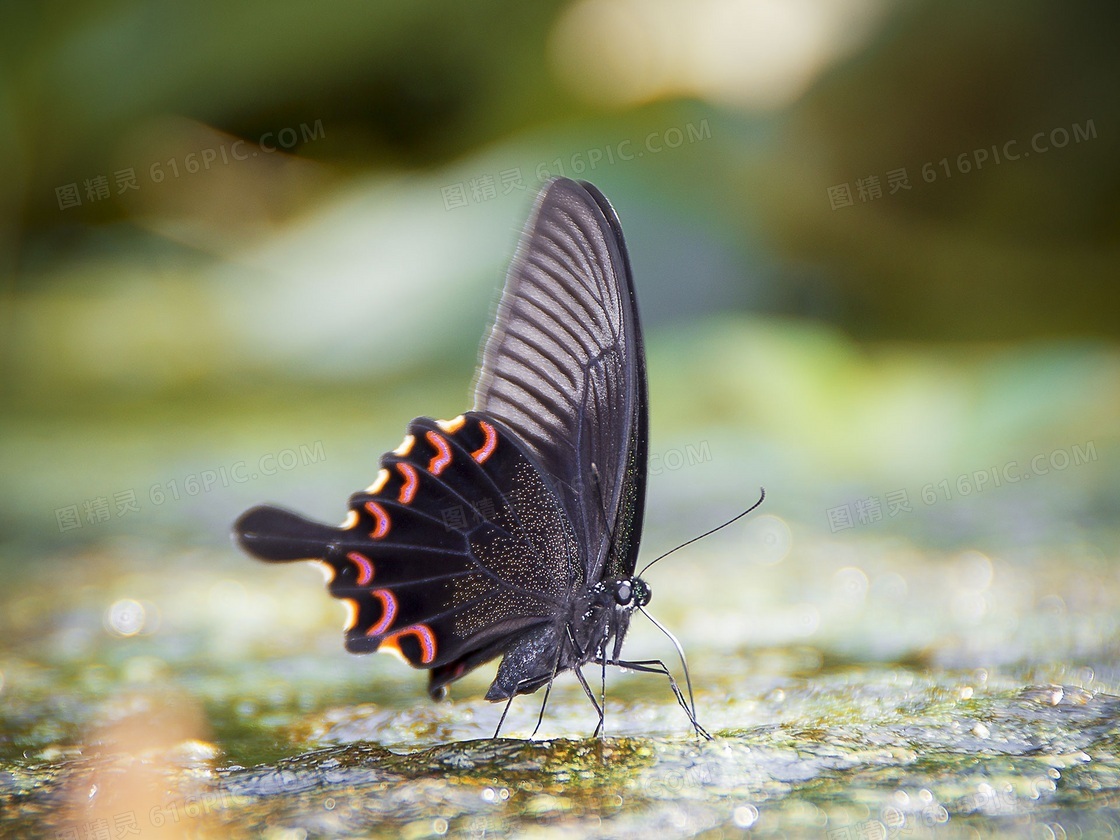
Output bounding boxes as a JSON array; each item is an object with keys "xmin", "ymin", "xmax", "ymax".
[
  {"xmin": 235, "ymin": 179, "xmax": 648, "ymax": 702},
  {"xmin": 473, "ymin": 178, "xmax": 649, "ymax": 584},
  {"xmin": 235, "ymin": 412, "xmax": 581, "ymax": 697}
]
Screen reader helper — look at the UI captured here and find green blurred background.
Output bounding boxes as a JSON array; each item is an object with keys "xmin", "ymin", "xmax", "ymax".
[
  {"xmin": 3, "ymin": 0, "xmax": 1117, "ymax": 552},
  {"xmin": 2, "ymin": 0, "xmax": 1119, "ymax": 695}
]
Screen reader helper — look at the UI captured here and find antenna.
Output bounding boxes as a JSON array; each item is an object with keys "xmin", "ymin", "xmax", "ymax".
[{"xmin": 638, "ymin": 487, "xmax": 766, "ymax": 578}]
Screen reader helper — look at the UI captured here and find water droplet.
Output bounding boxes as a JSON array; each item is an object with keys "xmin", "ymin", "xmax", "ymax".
[
  {"xmin": 833, "ymin": 566, "xmax": 869, "ymax": 603},
  {"xmin": 106, "ymin": 599, "xmax": 146, "ymax": 636},
  {"xmin": 733, "ymin": 804, "xmax": 758, "ymax": 828},
  {"xmin": 743, "ymin": 515, "xmax": 792, "ymax": 565}
]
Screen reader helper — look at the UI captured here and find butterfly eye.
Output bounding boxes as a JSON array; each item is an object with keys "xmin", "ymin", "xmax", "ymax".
[
  {"xmin": 614, "ymin": 580, "xmax": 633, "ymax": 605},
  {"xmin": 632, "ymin": 579, "xmax": 651, "ymax": 607}
]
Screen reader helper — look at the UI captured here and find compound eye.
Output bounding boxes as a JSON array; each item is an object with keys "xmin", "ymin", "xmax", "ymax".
[
  {"xmin": 614, "ymin": 580, "xmax": 633, "ymax": 605},
  {"xmin": 636, "ymin": 582, "xmax": 654, "ymax": 609},
  {"xmin": 634, "ymin": 580, "xmax": 652, "ymax": 607}
]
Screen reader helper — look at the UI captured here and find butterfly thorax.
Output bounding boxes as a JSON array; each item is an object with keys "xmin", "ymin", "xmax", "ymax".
[
  {"xmin": 484, "ymin": 574, "xmax": 652, "ymax": 700},
  {"xmin": 568, "ymin": 576, "xmax": 651, "ymax": 665}
]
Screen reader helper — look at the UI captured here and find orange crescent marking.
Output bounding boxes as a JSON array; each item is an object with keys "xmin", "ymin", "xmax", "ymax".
[
  {"xmin": 366, "ymin": 590, "xmax": 397, "ymax": 636},
  {"xmin": 347, "ymin": 552, "xmax": 374, "ymax": 586},
  {"xmin": 426, "ymin": 431, "xmax": 452, "ymax": 475},
  {"xmin": 471, "ymin": 421, "xmax": 498, "ymax": 464},
  {"xmin": 364, "ymin": 501, "xmax": 390, "ymax": 538},
  {"xmin": 397, "ymin": 462, "xmax": 419, "ymax": 504},
  {"xmin": 387, "ymin": 624, "xmax": 437, "ymax": 665}
]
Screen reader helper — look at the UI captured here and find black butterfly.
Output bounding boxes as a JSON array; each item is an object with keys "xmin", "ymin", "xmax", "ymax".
[{"xmin": 235, "ymin": 178, "xmax": 707, "ymax": 736}]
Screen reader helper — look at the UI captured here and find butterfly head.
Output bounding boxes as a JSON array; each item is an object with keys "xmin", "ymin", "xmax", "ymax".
[{"xmin": 612, "ymin": 577, "xmax": 651, "ymax": 609}]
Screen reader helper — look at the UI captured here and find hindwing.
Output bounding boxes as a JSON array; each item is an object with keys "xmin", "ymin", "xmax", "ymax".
[{"xmin": 235, "ymin": 412, "xmax": 580, "ymax": 695}]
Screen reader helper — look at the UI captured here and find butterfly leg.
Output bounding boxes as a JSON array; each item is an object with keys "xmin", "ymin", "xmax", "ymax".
[
  {"xmin": 493, "ymin": 692, "xmax": 518, "ymax": 739},
  {"xmin": 530, "ymin": 678, "xmax": 555, "ymax": 739},
  {"xmin": 572, "ymin": 666, "xmax": 606, "ymax": 737},
  {"xmin": 494, "ymin": 635, "xmax": 567, "ymax": 739},
  {"xmin": 563, "ymin": 623, "xmax": 610, "ymax": 737},
  {"xmin": 606, "ymin": 657, "xmax": 712, "ymax": 740},
  {"xmin": 493, "ymin": 678, "xmax": 557, "ymax": 740},
  {"xmin": 529, "ymin": 634, "xmax": 573, "ymax": 738},
  {"xmin": 599, "ymin": 653, "xmax": 609, "ymax": 738}
]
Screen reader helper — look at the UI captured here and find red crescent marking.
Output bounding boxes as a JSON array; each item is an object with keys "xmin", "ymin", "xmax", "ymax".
[
  {"xmin": 396, "ymin": 462, "xmax": 419, "ymax": 504},
  {"xmin": 364, "ymin": 501, "xmax": 390, "ymax": 538},
  {"xmin": 347, "ymin": 552, "xmax": 374, "ymax": 586},
  {"xmin": 426, "ymin": 431, "xmax": 452, "ymax": 475},
  {"xmin": 471, "ymin": 421, "xmax": 498, "ymax": 464},
  {"xmin": 389, "ymin": 624, "xmax": 437, "ymax": 665},
  {"xmin": 366, "ymin": 589, "xmax": 397, "ymax": 636}
]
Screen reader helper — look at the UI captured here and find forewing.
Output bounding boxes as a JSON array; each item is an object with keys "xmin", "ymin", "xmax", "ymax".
[{"xmin": 473, "ymin": 178, "xmax": 648, "ymax": 581}]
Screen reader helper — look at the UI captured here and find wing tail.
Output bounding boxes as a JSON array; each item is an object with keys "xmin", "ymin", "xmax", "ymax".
[{"xmin": 234, "ymin": 505, "xmax": 340, "ymax": 562}]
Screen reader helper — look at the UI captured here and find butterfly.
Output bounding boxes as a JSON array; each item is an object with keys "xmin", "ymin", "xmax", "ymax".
[{"xmin": 234, "ymin": 177, "xmax": 708, "ymax": 737}]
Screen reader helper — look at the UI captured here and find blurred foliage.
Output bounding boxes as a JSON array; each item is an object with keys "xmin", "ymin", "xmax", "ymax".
[
  {"xmin": 764, "ymin": 0, "xmax": 1120, "ymax": 339},
  {"xmin": 2, "ymin": 0, "xmax": 1117, "ymax": 346},
  {"xmin": 0, "ymin": 0, "xmax": 1116, "ymax": 558}
]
